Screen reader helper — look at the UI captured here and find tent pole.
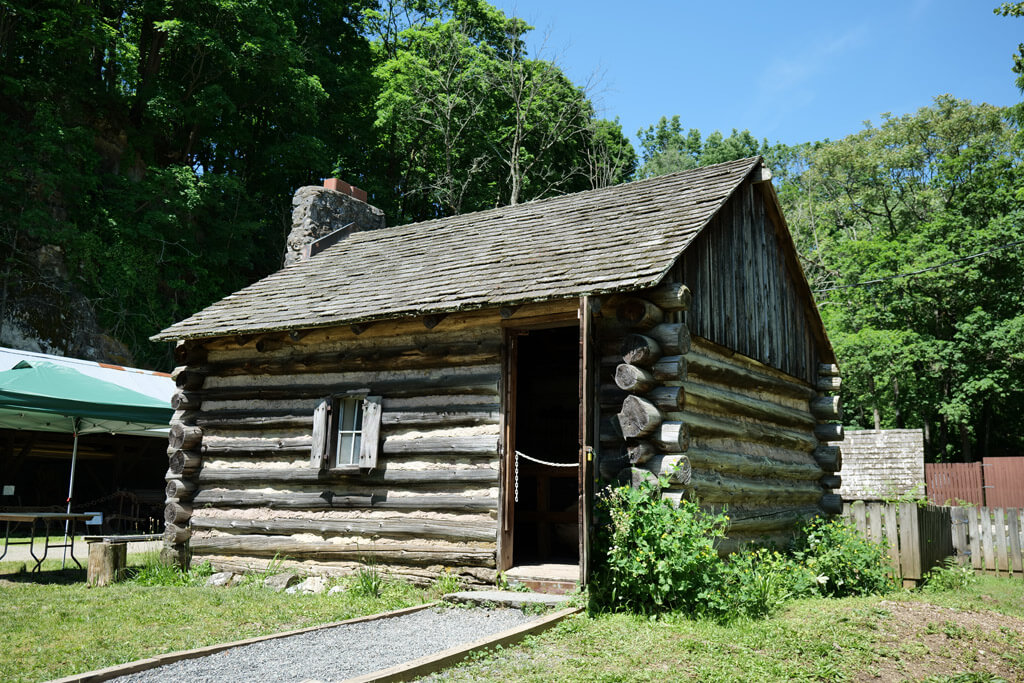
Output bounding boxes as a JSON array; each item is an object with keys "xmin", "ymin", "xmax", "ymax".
[{"xmin": 63, "ymin": 417, "xmax": 80, "ymax": 568}]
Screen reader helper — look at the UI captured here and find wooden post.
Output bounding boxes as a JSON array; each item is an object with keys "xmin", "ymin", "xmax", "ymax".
[
  {"xmin": 647, "ymin": 323, "xmax": 691, "ymax": 356},
  {"xmin": 616, "ymin": 395, "xmax": 663, "ymax": 439},
  {"xmin": 810, "ymin": 395, "xmax": 842, "ymax": 420},
  {"xmin": 87, "ymin": 541, "xmax": 126, "ymax": 587},
  {"xmin": 813, "ymin": 423, "xmax": 844, "ymax": 442},
  {"xmin": 884, "ymin": 503, "xmax": 901, "ymax": 578},
  {"xmin": 980, "ymin": 506, "xmax": 994, "ymax": 572},
  {"xmin": 851, "ymin": 500, "xmax": 867, "ymax": 536},
  {"xmin": 995, "ymin": 507, "xmax": 1008, "ymax": 574},
  {"xmin": 620, "ymin": 334, "xmax": 662, "ymax": 367},
  {"xmin": 614, "ymin": 364, "xmax": 656, "ymax": 393},
  {"xmin": 967, "ymin": 506, "xmax": 981, "ymax": 570},
  {"xmin": 168, "ymin": 423, "xmax": 203, "ymax": 451},
  {"xmin": 950, "ymin": 506, "xmax": 969, "ymax": 565},
  {"xmin": 616, "ymin": 298, "xmax": 664, "ymax": 330},
  {"xmin": 813, "ymin": 446, "xmax": 842, "ymax": 473},
  {"xmin": 1008, "ymin": 508, "xmax": 1023, "ymax": 574},
  {"xmin": 643, "ymin": 282, "xmax": 692, "ymax": 311},
  {"xmin": 898, "ymin": 503, "xmax": 922, "ymax": 583},
  {"xmin": 627, "ymin": 441, "xmax": 657, "ymax": 465},
  {"xmin": 868, "ymin": 502, "xmax": 883, "ymax": 543}
]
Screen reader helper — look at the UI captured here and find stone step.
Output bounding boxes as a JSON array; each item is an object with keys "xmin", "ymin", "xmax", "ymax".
[{"xmin": 441, "ymin": 590, "xmax": 570, "ymax": 609}]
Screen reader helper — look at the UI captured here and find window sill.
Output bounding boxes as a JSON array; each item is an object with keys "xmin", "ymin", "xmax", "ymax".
[{"xmin": 327, "ymin": 464, "xmax": 362, "ymax": 475}]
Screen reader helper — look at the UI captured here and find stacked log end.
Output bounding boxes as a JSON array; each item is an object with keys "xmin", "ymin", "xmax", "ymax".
[
  {"xmin": 164, "ymin": 345, "xmax": 207, "ymax": 565},
  {"xmin": 813, "ymin": 363, "xmax": 843, "ymax": 515},
  {"xmin": 601, "ymin": 280, "xmax": 846, "ymax": 544},
  {"xmin": 603, "ymin": 284, "xmax": 693, "ymax": 506}
]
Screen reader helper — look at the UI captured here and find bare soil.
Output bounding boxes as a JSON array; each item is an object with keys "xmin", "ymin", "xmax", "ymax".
[{"xmin": 861, "ymin": 600, "xmax": 1024, "ymax": 682}]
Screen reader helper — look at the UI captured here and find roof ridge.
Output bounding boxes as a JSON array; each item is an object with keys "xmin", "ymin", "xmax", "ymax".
[{"xmin": 385, "ymin": 156, "xmax": 763, "ymax": 234}]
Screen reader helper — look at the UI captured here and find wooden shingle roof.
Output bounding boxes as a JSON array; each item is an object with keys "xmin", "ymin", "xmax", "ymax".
[{"xmin": 153, "ymin": 157, "xmax": 762, "ymax": 341}]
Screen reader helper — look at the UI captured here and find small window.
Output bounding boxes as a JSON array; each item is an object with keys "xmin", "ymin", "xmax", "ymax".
[
  {"xmin": 334, "ymin": 397, "xmax": 363, "ymax": 467},
  {"xmin": 311, "ymin": 395, "xmax": 382, "ymax": 471}
]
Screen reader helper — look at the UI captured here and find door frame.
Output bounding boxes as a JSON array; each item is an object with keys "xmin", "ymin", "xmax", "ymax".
[{"xmin": 496, "ymin": 303, "xmax": 596, "ymax": 582}]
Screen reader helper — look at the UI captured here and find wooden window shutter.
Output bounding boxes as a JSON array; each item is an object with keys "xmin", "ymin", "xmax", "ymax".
[
  {"xmin": 310, "ymin": 397, "xmax": 331, "ymax": 470},
  {"xmin": 359, "ymin": 396, "xmax": 382, "ymax": 470}
]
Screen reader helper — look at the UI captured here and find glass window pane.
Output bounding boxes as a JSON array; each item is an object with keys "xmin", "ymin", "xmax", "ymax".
[
  {"xmin": 353, "ymin": 434, "xmax": 362, "ymax": 461},
  {"xmin": 337, "ymin": 433, "xmax": 355, "ymax": 465},
  {"xmin": 341, "ymin": 399, "xmax": 356, "ymax": 431}
]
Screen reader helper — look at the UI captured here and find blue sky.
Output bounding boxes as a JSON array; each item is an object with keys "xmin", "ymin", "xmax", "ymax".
[{"xmin": 491, "ymin": 1, "xmax": 1022, "ymax": 149}]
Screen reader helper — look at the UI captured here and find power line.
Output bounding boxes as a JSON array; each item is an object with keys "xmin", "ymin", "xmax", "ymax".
[{"xmin": 813, "ymin": 239, "xmax": 1024, "ymax": 294}]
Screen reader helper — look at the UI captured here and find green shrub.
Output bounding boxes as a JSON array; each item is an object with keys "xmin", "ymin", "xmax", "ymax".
[
  {"xmin": 792, "ymin": 516, "xmax": 895, "ymax": 597},
  {"xmin": 590, "ymin": 482, "xmax": 728, "ymax": 616},
  {"xmin": 922, "ymin": 557, "xmax": 978, "ymax": 592},
  {"xmin": 718, "ymin": 547, "xmax": 816, "ymax": 619},
  {"xmin": 591, "ymin": 482, "xmax": 898, "ymax": 619}
]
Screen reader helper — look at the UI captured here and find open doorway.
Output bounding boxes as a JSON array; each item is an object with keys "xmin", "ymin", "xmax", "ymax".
[{"xmin": 510, "ymin": 325, "xmax": 580, "ymax": 567}]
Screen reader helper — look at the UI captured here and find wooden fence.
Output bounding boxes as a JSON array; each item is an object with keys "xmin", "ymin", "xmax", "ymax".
[
  {"xmin": 925, "ymin": 463, "xmax": 984, "ymax": 506},
  {"xmin": 982, "ymin": 458, "xmax": 1024, "ymax": 508},
  {"xmin": 925, "ymin": 457, "xmax": 1024, "ymax": 507},
  {"xmin": 842, "ymin": 501, "xmax": 953, "ymax": 583},
  {"xmin": 950, "ymin": 506, "xmax": 1024, "ymax": 574}
]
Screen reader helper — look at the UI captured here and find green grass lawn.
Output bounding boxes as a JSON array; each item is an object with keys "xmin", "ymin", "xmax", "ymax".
[
  {"xmin": 2, "ymin": 556, "xmax": 1023, "ymax": 683},
  {"xmin": 0, "ymin": 556, "xmax": 434, "ymax": 683},
  {"xmin": 432, "ymin": 576, "xmax": 1024, "ymax": 682}
]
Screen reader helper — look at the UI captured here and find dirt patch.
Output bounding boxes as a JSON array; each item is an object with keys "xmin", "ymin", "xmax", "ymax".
[{"xmin": 858, "ymin": 600, "xmax": 1024, "ymax": 682}]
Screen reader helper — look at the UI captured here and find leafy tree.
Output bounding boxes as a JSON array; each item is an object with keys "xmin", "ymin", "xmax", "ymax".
[
  {"xmin": 635, "ymin": 115, "xmax": 770, "ymax": 178},
  {"xmin": 995, "ymin": 2, "xmax": 1024, "ymax": 149},
  {"xmin": 1, "ymin": 0, "xmax": 632, "ymax": 365},
  {"xmin": 776, "ymin": 96, "xmax": 1024, "ymax": 461},
  {"xmin": 0, "ymin": 0, "xmax": 376, "ymax": 366},
  {"xmin": 366, "ymin": 2, "xmax": 627, "ymax": 222},
  {"xmin": 584, "ymin": 117, "xmax": 637, "ymax": 189}
]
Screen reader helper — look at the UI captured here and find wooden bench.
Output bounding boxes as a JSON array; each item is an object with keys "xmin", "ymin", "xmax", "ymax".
[{"xmin": 85, "ymin": 534, "xmax": 161, "ymax": 586}]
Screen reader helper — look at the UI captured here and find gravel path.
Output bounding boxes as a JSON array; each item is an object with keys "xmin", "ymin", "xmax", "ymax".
[{"xmin": 111, "ymin": 606, "xmax": 539, "ymax": 683}]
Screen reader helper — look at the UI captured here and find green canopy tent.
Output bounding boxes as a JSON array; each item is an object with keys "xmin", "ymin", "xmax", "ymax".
[{"xmin": 0, "ymin": 361, "xmax": 172, "ymax": 561}]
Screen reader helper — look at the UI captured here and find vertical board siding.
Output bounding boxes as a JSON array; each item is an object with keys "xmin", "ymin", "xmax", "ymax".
[
  {"xmin": 982, "ymin": 457, "xmax": 1024, "ymax": 508},
  {"xmin": 850, "ymin": 503, "xmax": 1024, "ymax": 578},
  {"xmin": 925, "ymin": 458, "xmax": 1024, "ymax": 508},
  {"xmin": 926, "ymin": 462, "xmax": 985, "ymax": 506},
  {"xmin": 679, "ymin": 180, "xmax": 819, "ymax": 384}
]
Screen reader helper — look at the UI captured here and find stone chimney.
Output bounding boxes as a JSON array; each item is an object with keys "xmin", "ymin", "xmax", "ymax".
[{"xmin": 283, "ymin": 178, "xmax": 386, "ymax": 266}]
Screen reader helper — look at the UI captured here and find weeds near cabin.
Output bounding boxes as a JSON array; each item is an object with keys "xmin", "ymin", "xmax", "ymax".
[
  {"xmin": 431, "ymin": 569, "xmax": 463, "ymax": 597},
  {"xmin": 792, "ymin": 516, "xmax": 895, "ymax": 598},
  {"xmin": 351, "ymin": 563, "xmax": 384, "ymax": 598},
  {"xmin": 590, "ymin": 482, "xmax": 895, "ymax": 620},
  {"xmin": 127, "ymin": 550, "xmax": 213, "ymax": 587},
  {"xmin": 922, "ymin": 557, "xmax": 978, "ymax": 592},
  {"xmin": 590, "ymin": 482, "xmax": 729, "ymax": 616}
]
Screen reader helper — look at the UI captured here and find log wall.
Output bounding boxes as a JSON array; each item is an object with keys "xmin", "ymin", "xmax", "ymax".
[
  {"xmin": 597, "ymin": 277, "xmax": 843, "ymax": 548},
  {"xmin": 163, "ymin": 301, "xmax": 577, "ymax": 584}
]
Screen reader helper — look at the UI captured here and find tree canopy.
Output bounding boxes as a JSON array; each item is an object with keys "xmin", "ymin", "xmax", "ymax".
[
  {"xmin": 635, "ymin": 115, "xmax": 772, "ymax": 179},
  {"xmin": 775, "ymin": 96, "xmax": 1024, "ymax": 461},
  {"xmin": 0, "ymin": 0, "xmax": 630, "ymax": 365}
]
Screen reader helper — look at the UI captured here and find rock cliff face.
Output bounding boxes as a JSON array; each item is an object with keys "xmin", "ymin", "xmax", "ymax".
[
  {"xmin": 283, "ymin": 184, "xmax": 386, "ymax": 267},
  {"xmin": 0, "ymin": 243, "xmax": 131, "ymax": 363}
]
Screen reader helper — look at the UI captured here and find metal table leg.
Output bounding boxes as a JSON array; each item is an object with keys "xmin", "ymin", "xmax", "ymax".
[{"xmin": 0, "ymin": 520, "xmax": 11, "ymax": 562}]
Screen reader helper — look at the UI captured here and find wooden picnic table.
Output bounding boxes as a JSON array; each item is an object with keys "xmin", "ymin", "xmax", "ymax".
[{"xmin": 0, "ymin": 512, "xmax": 94, "ymax": 571}]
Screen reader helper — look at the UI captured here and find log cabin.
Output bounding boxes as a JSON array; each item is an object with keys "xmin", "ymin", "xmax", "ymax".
[{"xmin": 152, "ymin": 156, "xmax": 843, "ymax": 588}]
